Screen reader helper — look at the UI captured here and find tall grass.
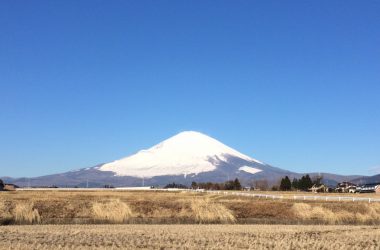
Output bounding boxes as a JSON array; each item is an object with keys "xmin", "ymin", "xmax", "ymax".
[
  {"xmin": 356, "ymin": 203, "xmax": 380, "ymax": 223},
  {"xmin": 292, "ymin": 202, "xmax": 380, "ymax": 224},
  {"xmin": 92, "ymin": 199, "xmax": 133, "ymax": 223},
  {"xmin": 3, "ymin": 190, "xmax": 380, "ymax": 225},
  {"xmin": 190, "ymin": 198, "xmax": 236, "ymax": 223},
  {"xmin": 13, "ymin": 202, "xmax": 41, "ymax": 224},
  {"xmin": 0, "ymin": 201, "xmax": 12, "ymax": 223}
]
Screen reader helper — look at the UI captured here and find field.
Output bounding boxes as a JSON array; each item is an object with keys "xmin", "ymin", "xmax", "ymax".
[
  {"xmin": 1, "ymin": 190, "xmax": 380, "ymax": 225},
  {"xmin": 1, "ymin": 190, "xmax": 380, "ymax": 249},
  {"xmin": 0, "ymin": 224, "xmax": 379, "ymax": 249}
]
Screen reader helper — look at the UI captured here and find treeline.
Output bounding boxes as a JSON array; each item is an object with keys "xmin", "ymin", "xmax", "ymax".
[
  {"xmin": 164, "ymin": 183, "xmax": 188, "ymax": 189},
  {"xmin": 278, "ymin": 174, "xmax": 323, "ymax": 191},
  {"xmin": 191, "ymin": 179, "xmax": 242, "ymax": 190},
  {"xmin": 163, "ymin": 175, "xmax": 324, "ymax": 192},
  {"xmin": 163, "ymin": 179, "xmax": 242, "ymax": 190}
]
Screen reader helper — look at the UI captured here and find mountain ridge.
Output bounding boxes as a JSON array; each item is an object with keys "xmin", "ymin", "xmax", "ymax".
[{"xmin": 1, "ymin": 131, "xmax": 368, "ymax": 187}]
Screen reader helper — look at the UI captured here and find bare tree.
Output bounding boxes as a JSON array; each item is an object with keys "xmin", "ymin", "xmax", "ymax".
[{"xmin": 253, "ymin": 179, "xmax": 269, "ymax": 191}]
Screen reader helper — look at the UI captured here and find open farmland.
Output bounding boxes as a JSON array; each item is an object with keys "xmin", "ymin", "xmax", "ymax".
[
  {"xmin": 1, "ymin": 190, "xmax": 380, "ymax": 225},
  {"xmin": 0, "ymin": 224, "xmax": 379, "ymax": 249},
  {"xmin": 1, "ymin": 190, "xmax": 380, "ymax": 249}
]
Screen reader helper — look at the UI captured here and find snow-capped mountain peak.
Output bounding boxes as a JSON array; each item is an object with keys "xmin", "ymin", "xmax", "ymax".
[{"xmin": 99, "ymin": 131, "xmax": 262, "ymax": 178}]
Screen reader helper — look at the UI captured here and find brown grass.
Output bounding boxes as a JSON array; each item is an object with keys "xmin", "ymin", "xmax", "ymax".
[
  {"xmin": 12, "ymin": 202, "xmax": 40, "ymax": 224},
  {"xmin": 0, "ymin": 224, "xmax": 379, "ymax": 249},
  {"xmin": 92, "ymin": 199, "xmax": 133, "ymax": 223},
  {"xmin": 0, "ymin": 201, "xmax": 12, "ymax": 223},
  {"xmin": 1, "ymin": 190, "xmax": 380, "ymax": 225},
  {"xmin": 292, "ymin": 202, "xmax": 380, "ymax": 224},
  {"xmin": 190, "ymin": 198, "xmax": 236, "ymax": 223}
]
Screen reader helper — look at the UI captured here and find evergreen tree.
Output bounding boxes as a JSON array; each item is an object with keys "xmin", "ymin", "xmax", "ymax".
[
  {"xmin": 292, "ymin": 178, "xmax": 299, "ymax": 190},
  {"xmin": 304, "ymin": 174, "xmax": 313, "ymax": 190},
  {"xmin": 164, "ymin": 182, "xmax": 188, "ymax": 189},
  {"xmin": 298, "ymin": 174, "xmax": 313, "ymax": 191},
  {"xmin": 191, "ymin": 181, "xmax": 197, "ymax": 189},
  {"xmin": 233, "ymin": 178, "xmax": 242, "ymax": 190},
  {"xmin": 285, "ymin": 176, "xmax": 292, "ymax": 190},
  {"xmin": 299, "ymin": 176, "xmax": 305, "ymax": 190},
  {"xmin": 280, "ymin": 176, "xmax": 291, "ymax": 191},
  {"xmin": 0, "ymin": 179, "xmax": 4, "ymax": 190}
]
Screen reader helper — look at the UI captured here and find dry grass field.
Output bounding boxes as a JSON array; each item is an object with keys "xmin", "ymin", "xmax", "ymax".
[
  {"xmin": 1, "ymin": 190, "xmax": 380, "ymax": 225},
  {"xmin": 1, "ymin": 190, "xmax": 380, "ymax": 249},
  {"xmin": 0, "ymin": 224, "xmax": 379, "ymax": 249}
]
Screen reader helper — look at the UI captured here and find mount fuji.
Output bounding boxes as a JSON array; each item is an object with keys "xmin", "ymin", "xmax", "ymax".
[
  {"xmin": 100, "ymin": 131, "xmax": 264, "ymax": 178},
  {"xmin": 2, "ymin": 131, "xmax": 363, "ymax": 187}
]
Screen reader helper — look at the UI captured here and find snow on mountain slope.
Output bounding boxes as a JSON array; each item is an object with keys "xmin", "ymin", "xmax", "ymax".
[
  {"xmin": 99, "ymin": 131, "xmax": 262, "ymax": 178},
  {"xmin": 239, "ymin": 166, "xmax": 262, "ymax": 175}
]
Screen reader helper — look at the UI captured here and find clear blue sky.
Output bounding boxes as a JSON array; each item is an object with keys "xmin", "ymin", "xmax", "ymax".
[{"xmin": 1, "ymin": 1, "xmax": 379, "ymax": 177}]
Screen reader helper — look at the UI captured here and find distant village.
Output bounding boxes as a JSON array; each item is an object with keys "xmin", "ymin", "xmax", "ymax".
[
  {"xmin": 324, "ymin": 181, "xmax": 380, "ymax": 194},
  {"xmin": 274, "ymin": 175, "xmax": 380, "ymax": 194}
]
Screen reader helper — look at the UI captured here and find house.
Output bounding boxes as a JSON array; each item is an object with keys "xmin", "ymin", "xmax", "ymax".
[
  {"xmin": 335, "ymin": 182, "xmax": 357, "ymax": 193},
  {"xmin": 3, "ymin": 184, "xmax": 17, "ymax": 191},
  {"xmin": 0, "ymin": 180, "xmax": 18, "ymax": 191},
  {"xmin": 359, "ymin": 183, "xmax": 380, "ymax": 193}
]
